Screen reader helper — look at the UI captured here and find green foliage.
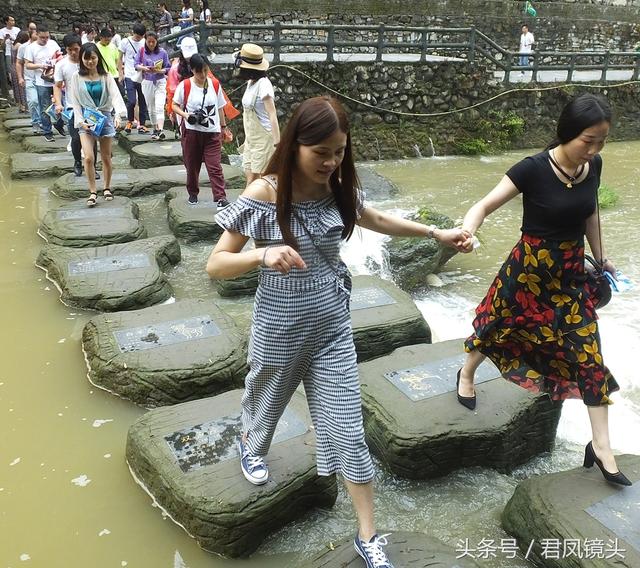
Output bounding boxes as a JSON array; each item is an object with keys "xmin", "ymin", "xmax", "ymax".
[
  {"xmin": 598, "ymin": 184, "xmax": 619, "ymax": 209},
  {"xmin": 454, "ymin": 110, "xmax": 525, "ymax": 155}
]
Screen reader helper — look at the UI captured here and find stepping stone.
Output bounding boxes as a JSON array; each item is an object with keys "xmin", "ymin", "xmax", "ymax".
[
  {"xmin": 8, "ymin": 127, "xmax": 40, "ymax": 142},
  {"xmin": 165, "ymin": 186, "xmax": 243, "ymax": 242},
  {"xmin": 83, "ymin": 299, "xmax": 248, "ymax": 407},
  {"xmin": 502, "ymin": 456, "xmax": 640, "ymax": 568},
  {"xmin": 130, "ymin": 140, "xmax": 183, "ymax": 169},
  {"xmin": 356, "ymin": 166, "xmax": 400, "ymax": 200},
  {"xmin": 22, "ymin": 135, "xmax": 69, "ymax": 153},
  {"xmin": 36, "ymin": 235, "xmax": 181, "ymax": 311},
  {"xmin": 117, "ymin": 130, "xmax": 178, "ymax": 152},
  {"xmin": 11, "ymin": 148, "xmax": 130, "ymax": 179},
  {"xmin": 51, "ymin": 163, "xmax": 244, "ymax": 199},
  {"xmin": 2, "ymin": 117, "xmax": 33, "ymax": 130},
  {"xmin": 214, "ymin": 269, "xmax": 260, "ymax": 297},
  {"xmin": 38, "ymin": 197, "xmax": 146, "ymax": 248},
  {"xmin": 359, "ymin": 339, "xmax": 563, "ymax": 479},
  {"xmin": 1, "ymin": 107, "xmax": 27, "ymax": 120},
  {"xmin": 351, "ymin": 275, "xmax": 430, "ymax": 362},
  {"xmin": 304, "ymin": 531, "xmax": 480, "ymax": 567},
  {"xmin": 126, "ymin": 389, "xmax": 338, "ymax": 557}
]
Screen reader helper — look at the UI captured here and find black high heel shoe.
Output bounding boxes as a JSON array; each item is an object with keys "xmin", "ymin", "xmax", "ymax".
[
  {"xmin": 456, "ymin": 368, "xmax": 476, "ymax": 410},
  {"xmin": 583, "ymin": 441, "xmax": 632, "ymax": 486}
]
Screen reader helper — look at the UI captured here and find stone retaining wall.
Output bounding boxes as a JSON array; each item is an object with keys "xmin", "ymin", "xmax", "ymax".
[{"xmin": 1, "ymin": 0, "xmax": 639, "ymax": 52}]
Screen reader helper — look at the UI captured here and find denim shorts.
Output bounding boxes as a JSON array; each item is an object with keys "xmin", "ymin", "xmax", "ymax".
[{"xmin": 79, "ymin": 111, "xmax": 117, "ymax": 138}]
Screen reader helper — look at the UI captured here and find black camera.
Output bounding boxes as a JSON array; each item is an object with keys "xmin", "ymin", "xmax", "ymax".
[{"xmin": 187, "ymin": 108, "xmax": 208, "ymax": 126}]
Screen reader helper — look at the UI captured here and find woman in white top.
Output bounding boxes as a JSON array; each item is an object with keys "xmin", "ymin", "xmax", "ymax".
[
  {"xmin": 199, "ymin": 0, "xmax": 212, "ymax": 23},
  {"xmin": 67, "ymin": 43, "xmax": 127, "ymax": 206},
  {"xmin": 235, "ymin": 43, "xmax": 280, "ymax": 186}
]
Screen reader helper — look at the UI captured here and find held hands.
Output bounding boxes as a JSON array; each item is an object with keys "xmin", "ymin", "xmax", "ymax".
[
  {"xmin": 436, "ymin": 228, "xmax": 475, "ymax": 253},
  {"xmin": 602, "ymin": 258, "xmax": 617, "ymax": 278},
  {"xmin": 262, "ymin": 246, "xmax": 307, "ymax": 275}
]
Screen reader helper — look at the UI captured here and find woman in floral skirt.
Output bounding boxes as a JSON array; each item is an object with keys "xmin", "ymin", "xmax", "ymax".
[{"xmin": 457, "ymin": 94, "xmax": 631, "ymax": 486}]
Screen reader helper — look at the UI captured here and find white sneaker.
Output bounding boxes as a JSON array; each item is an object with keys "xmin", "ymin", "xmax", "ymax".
[{"xmin": 354, "ymin": 533, "xmax": 394, "ymax": 568}]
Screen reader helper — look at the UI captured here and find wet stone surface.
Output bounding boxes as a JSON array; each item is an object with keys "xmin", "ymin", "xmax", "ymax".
[
  {"xmin": 502, "ymin": 456, "xmax": 640, "ymax": 568},
  {"xmin": 36, "ymin": 235, "xmax": 181, "ymax": 311},
  {"xmin": 51, "ymin": 163, "xmax": 244, "ymax": 199},
  {"xmin": 304, "ymin": 530, "xmax": 481, "ymax": 567},
  {"xmin": 39, "ymin": 196, "xmax": 146, "ymax": 247},
  {"xmin": 359, "ymin": 339, "xmax": 563, "ymax": 479},
  {"xmin": 126, "ymin": 389, "xmax": 338, "ymax": 557},
  {"xmin": 2, "ymin": 117, "xmax": 33, "ymax": 130},
  {"xmin": 351, "ymin": 275, "xmax": 431, "ymax": 362},
  {"xmin": 117, "ymin": 130, "xmax": 179, "ymax": 152},
  {"xmin": 130, "ymin": 140, "xmax": 183, "ymax": 169},
  {"xmin": 165, "ymin": 186, "xmax": 244, "ymax": 242},
  {"xmin": 83, "ymin": 299, "xmax": 248, "ymax": 406},
  {"xmin": 22, "ymin": 135, "xmax": 69, "ymax": 153},
  {"xmin": 8, "ymin": 127, "xmax": 41, "ymax": 142}
]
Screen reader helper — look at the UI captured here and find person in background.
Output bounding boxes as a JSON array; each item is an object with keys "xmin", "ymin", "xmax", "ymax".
[
  {"xmin": 108, "ymin": 25, "xmax": 122, "ymax": 50},
  {"xmin": 207, "ymin": 95, "xmax": 468, "ymax": 568},
  {"xmin": 16, "ymin": 29, "xmax": 40, "ymax": 132},
  {"xmin": 177, "ymin": 0, "xmax": 195, "ymax": 44},
  {"xmin": 456, "ymin": 94, "xmax": 631, "ymax": 487},
  {"xmin": 134, "ymin": 31, "xmax": 170, "ymax": 140},
  {"xmin": 67, "ymin": 43, "xmax": 127, "ymax": 207},
  {"xmin": 27, "ymin": 22, "xmax": 37, "ymax": 34},
  {"xmin": 172, "ymin": 53, "xmax": 230, "ymax": 207},
  {"xmin": 81, "ymin": 27, "xmax": 97, "ymax": 45},
  {"xmin": 235, "ymin": 43, "xmax": 280, "ymax": 186},
  {"xmin": 96, "ymin": 27, "xmax": 123, "ymax": 96},
  {"xmin": 24, "ymin": 25, "xmax": 65, "ymax": 142},
  {"xmin": 519, "ymin": 24, "xmax": 535, "ymax": 73},
  {"xmin": 10, "ymin": 31, "xmax": 29, "ymax": 112},
  {"xmin": 157, "ymin": 3, "xmax": 174, "ymax": 38},
  {"xmin": 71, "ymin": 23, "xmax": 82, "ymax": 37},
  {"xmin": 0, "ymin": 15, "xmax": 20, "ymax": 87},
  {"xmin": 199, "ymin": 0, "xmax": 212, "ymax": 23},
  {"xmin": 117, "ymin": 22, "xmax": 149, "ymax": 133}
]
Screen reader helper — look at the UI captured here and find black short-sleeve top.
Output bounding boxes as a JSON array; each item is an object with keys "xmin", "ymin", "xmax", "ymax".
[{"xmin": 506, "ymin": 150, "xmax": 602, "ymax": 240}]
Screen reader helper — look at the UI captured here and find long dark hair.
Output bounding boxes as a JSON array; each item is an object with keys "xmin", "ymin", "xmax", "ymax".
[
  {"xmin": 238, "ymin": 67, "xmax": 267, "ymax": 81},
  {"xmin": 546, "ymin": 94, "xmax": 612, "ymax": 150},
  {"xmin": 14, "ymin": 31, "xmax": 30, "ymax": 45},
  {"xmin": 144, "ymin": 31, "xmax": 160, "ymax": 54},
  {"xmin": 177, "ymin": 52, "xmax": 193, "ymax": 80},
  {"xmin": 78, "ymin": 42, "xmax": 107, "ymax": 76},
  {"xmin": 264, "ymin": 96, "xmax": 359, "ymax": 249}
]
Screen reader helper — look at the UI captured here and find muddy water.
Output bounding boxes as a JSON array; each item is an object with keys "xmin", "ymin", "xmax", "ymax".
[{"xmin": 1, "ymin": 133, "xmax": 638, "ymax": 568}]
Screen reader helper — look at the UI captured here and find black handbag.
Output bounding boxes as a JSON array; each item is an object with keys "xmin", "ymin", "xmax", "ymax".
[
  {"xmin": 584, "ymin": 254, "xmax": 611, "ymax": 309},
  {"xmin": 584, "ymin": 186, "xmax": 611, "ymax": 309}
]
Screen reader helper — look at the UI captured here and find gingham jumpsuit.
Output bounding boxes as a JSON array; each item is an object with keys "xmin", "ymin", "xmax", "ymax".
[{"xmin": 215, "ymin": 185, "xmax": 374, "ymax": 483}]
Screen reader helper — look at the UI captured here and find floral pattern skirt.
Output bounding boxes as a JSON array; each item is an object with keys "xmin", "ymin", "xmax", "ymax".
[{"xmin": 465, "ymin": 234, "xmax": 619, "ymax": 406}]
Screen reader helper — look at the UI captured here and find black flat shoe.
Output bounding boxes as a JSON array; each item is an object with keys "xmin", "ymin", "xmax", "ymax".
[
  {"xmin": 584, "ymin": 441, "xmax": 632, "ymax": 486},
  {"xmin": 456, "ymin": 368, "xmax": 476, "ymax": 410}
]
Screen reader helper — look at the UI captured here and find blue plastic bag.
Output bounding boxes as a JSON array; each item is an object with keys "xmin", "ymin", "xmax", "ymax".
[{"xmin": 82, "ymin": 108, "xmax": 106, "ymax": 136}]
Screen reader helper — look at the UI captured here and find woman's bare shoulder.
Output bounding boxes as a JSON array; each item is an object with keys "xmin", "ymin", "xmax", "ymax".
[{"xmin": 242, "ymin": 177, "xmax": 277, "ymax": 203}]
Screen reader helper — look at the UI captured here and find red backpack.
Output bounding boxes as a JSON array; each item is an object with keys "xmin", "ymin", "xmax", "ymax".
[{"xmin": 183, "ymin": 75, "xmax": 220, "ymax": 107}]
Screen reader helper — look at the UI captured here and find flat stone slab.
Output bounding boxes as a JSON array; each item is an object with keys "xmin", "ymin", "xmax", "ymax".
[
  {"xmin": 117, "ymin": 130, "xmax": 178, "ymax": 152},
  {"xmin": 502, "ymin": 456, "xmax": 640, "ymax": 568},
  {"xmin": 351, "ymin": 275, "xmax": 430, "ymax": 362},
  {"xmin": 359, "ymin": 339, "xmax": 563, "ymax": 479},
  {"xmin": 357, "ymin": 166, "xmax": 400, "ymax": 200},
  {"xmin": 130, "ymin": 140, "xmax": 183, "ymax": 169},
  {"xmin": 8, "ymin": 127, "xmax": 40, "ymax": 142},
  {"xmin": 51, "ymin": 163, "xmax": 244, "ymax": 199},
  {"xmin": 214, "ymin": 269, "xmax": 260, "ymax": 297},
  {"xmin": 126, "ymin": 389, "xmax": 338, "ymax": 557},
  {"xmin": 83, "ymin": 299, "xmax": 248, "ymax": 407},
  {"xmin": 1, "ymin": 107, "xmax": 28, "ymax": 121},
  {"xmin": 22, "ymin": 136, "xmax": 70, "ymax": 153},
  {"xmin": 36, "ymin": 235, "xmax": 181, "ymax": 311},
  {"xmin": 38, "ymin": 197, "xmax": 146, "ymax": 248},
  {"xmin": 11, "ymin": 148, "xmax": 130, "ymax": 179},
  {"xmin": 165, "ymin": 186, "xmax": 243, "ymax": 242},
  {"xmin": 2, "ymin": 117, "xmax": 33, "ymax": 130},
  {"xmin": 305, "ymin": 531, "xmax": 480, "ymax": 567}
]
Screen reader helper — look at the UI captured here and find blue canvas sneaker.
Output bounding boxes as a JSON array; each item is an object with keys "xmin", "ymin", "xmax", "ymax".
[
  {"xmin": 354, "ymin": 533, "xmax": 394, "ymax": 568},
  {"xmin": 238, "ymin": 438, "xmax": 268, "ymax": 485}
]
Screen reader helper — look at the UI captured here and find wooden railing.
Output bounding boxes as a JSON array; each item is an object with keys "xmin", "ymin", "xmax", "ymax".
[{"xmin": 162, "ymin": 22, "xmax": 640, "ymax": 84}]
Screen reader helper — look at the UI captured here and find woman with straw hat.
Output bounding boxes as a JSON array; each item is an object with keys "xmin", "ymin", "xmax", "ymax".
[{"xmin": 235, "ymin": 43, "xmax": 280, "ymax": 186}]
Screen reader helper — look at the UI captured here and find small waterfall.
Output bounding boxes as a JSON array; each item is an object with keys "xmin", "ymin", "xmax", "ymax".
[
  {"xmin": 412, "ymin": 144, "xmax": 423, "ymax": 158},
  {"xmin": 428, "ymin": 137, "xmax": 436, "ymax": 157}
]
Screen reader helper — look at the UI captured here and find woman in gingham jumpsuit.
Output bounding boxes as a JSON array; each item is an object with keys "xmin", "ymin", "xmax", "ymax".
[{"xmin": 208, "ymin": 96, "xmax": 467, "ymax": 566}]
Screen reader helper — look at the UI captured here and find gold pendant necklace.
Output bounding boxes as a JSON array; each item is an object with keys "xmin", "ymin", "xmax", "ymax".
[{"xmin": 548, "ymin": 150, "xmax": 584, "ymax": 189}]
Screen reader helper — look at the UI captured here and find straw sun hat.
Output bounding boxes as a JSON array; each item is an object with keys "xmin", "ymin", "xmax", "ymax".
[{"xmin": 234, "ymin": 43, "xmax": 269, "ymax": 71}]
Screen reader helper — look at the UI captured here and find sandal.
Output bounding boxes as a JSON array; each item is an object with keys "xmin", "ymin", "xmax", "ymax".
[
  {"xmin": 87, "ymin": 193, "xmax": 98, "ymax": 207},
  {"xmin": 103, "ymin": 189, "xmax": 114, "ymax": 201}
]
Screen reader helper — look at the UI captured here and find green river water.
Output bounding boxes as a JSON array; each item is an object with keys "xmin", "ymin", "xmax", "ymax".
[{"xmin": 1, "ymin": 132, "xmax": 638, "ymax": 568}]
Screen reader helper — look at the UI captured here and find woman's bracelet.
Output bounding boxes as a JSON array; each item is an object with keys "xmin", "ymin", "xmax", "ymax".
[
  {"xmin": 261, "ymin": 246, "xmax": 271, "ymax": 267},
  {"xmin": 426, "ymin": 224, "xmax": 438, "ymax": 239}
]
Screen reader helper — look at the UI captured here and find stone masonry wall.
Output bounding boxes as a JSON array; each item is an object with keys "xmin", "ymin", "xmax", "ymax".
[
  {"xmin": 1, "ymin": 0, "xmax": 639, "ymax": 52},
  {"xmin": 215, "ymin": 60, "xmax": 640, "ymax": 160}
]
